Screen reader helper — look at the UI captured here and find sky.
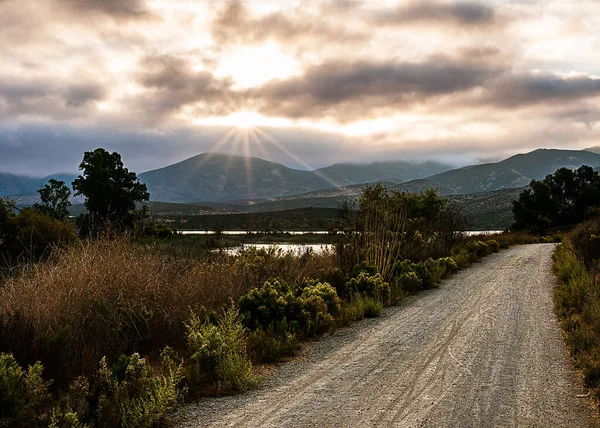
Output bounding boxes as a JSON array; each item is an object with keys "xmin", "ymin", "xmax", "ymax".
[{"xmin": 1, "ymin": 0, "xmax": 600, "ymax": 175}]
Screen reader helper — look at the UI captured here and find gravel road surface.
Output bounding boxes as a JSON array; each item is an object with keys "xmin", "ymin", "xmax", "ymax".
[{"xmin": 177, "ymin": 244, "xmax": 594, "ymax": 427}]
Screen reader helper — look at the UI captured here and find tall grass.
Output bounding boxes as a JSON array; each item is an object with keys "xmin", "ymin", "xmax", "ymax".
[
  {"xmin": 553, "ymin": 235, "xmax": 600, "ymax": 396},
  {"xmin": 0, "ymin": 238, "xmax": 337, "ymax": 382}
]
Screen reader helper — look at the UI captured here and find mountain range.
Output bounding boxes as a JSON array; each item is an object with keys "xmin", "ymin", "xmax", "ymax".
[{"xmin": 2, "ymin": 148, "xmax": 600, "ymax": 208}]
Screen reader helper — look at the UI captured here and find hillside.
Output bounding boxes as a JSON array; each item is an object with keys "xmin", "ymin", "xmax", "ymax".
[
  {"xmin": 314, "ymin": 160, "xmax": 452, "ymax": 186},
  {"xmin": 0, "ymin": 173, "xmax": 78, "ymax": 200},
  {"xmin": 138, "ymin": 153, "xmax": 455, "ymax": 203},
  {"xmin": 416, "ymin": 149, "xmax": 600, "ymax": 195},
  {"xmin": 138, "ymin": 153, "xmax": 334, "ymax": 203}
]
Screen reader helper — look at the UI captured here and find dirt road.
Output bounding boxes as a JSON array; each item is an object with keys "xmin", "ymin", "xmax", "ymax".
[{"xmin": 178, "ymin": 244, "xmax": 594, "ymax": 427}]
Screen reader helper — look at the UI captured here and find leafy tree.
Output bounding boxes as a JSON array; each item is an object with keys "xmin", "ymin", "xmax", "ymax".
[
  {"xmin": 512, "ymin": 165, "xmax": 600, "ymax": 233},
  {"xmin": 72, "ymin": 148, "xmax": 149, "ymax": 229},
  {"xmin": 0, "ymin": 199, "xmax": 76, "ymax": 269},
  {"xmin": 33, "ymin": 179, "xmax": 71, "ymax": 220}
]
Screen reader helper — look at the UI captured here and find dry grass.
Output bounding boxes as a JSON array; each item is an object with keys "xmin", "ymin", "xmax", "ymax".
[{"xmin": 0, "ymin": 238, "xmax": 338, "ymax": 382}]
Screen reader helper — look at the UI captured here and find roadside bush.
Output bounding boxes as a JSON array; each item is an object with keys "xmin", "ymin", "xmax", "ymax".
[
  {"xmin": 239, "ymin": 280, "xmax": 295, "ymax": 332},
  {"xmin": 362, "ymin": 297, "xmax": 383, "ymax": 318},
  {"xmin": 297, "ymin": 282, "xmax": 341, "ymax": 336},
  {"xmin": 437, "ymin": 257, "xmax": 459, "ymax": 278},
  {"xmin": 412, "ymin": 259, "xmax": 444, "ymax": 289},
  {"xmin": 338, "ymin": 298, "xmax": 366, "ymax": 326},
  {"xmin": 486, "ymin": 240, "xmax": 501, "ymax": 253},
  {"xmin": 92, "ymin": 349, "xmax": 185, "ymax": 428},
  {"xmin": 0, "ymin": 353, "xmax": 51, "ymax": 427},
  {"xmin": 345, "ymin": 272, "xmax": 390, "ymax": 303},
  {"xmin": 451, "ymin": 247, "xmax": 477, "ymax": 269},
  {"xmin": 396, "ymin": 271, "xmax": 422, "ymax": 294},
  {"xmin": 186, "ymin": 304, "xmax": 257, "ymax": 394},
  {"xmin": 321, "ymin": 268, "xmax": 346, "ymax": 299},
  {"xmin": 246, "ymin": 320, "xmax": 300, "ymax": 363},
  {"xmin": 553, "ymin": 238, "xmax": 600, "ymax": 396}
]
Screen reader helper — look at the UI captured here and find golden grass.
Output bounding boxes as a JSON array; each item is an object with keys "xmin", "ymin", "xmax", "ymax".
[{"xmin": 0, "ymin": 238, "xmax": 338, "ymax": 379}]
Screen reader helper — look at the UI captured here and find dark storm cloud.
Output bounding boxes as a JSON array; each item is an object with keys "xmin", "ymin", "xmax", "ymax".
[
  {"xmin": 252, "ymin": 57, "xmax": 504, "ymax": 119},
  {"xmin": 132, "ymin": 55, "xmax": 236, "ymax": 120},
  {"xmin": 0, "ymin": 77, "xmax": 107, "ymax": 119},
  {"xmin": 211, "ymin": 0, "xmax": 364, "ymax": 46},
  {"xmin": 485, "ymin": 73, "xmax": 600, "ymax": 107},
  {"xmin": 373, "ymin": 1, "xmax": 496, "ymax": 27},
  {"xmin": 58, "ymin": 0, "xmax": 152, "ymax": 19}
]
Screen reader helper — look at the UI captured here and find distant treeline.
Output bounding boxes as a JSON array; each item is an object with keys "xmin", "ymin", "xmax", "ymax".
[{"xmin": 167, "ymin": 207, "xmax": 345, "ymax": 231}]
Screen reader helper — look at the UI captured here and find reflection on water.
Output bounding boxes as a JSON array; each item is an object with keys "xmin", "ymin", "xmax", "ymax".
[
  {"xmin": 224, "ymin": 243, "xmax": 334, "ymax": 255},
  {"xmin": 180, "ymin": 230, "xmax": 329, "ymax": 235},
  {"xmin": 180, "ymin": 230, "xmax": 502, "ymax": 236}
]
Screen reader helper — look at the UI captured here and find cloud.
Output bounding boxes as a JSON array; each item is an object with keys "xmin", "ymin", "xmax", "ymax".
[
  {"xmin": 131, "ymin": 54, "xmax": 237, "ymax": 121},
  {"xmin": 251, "ymin": 56, "xmax": 504, "ymax": 120},
  {"xmin": 484, "ymin": 73, "xmax": 600, "ymax": 107},
  {"xmin": 0, "ymin": 77, "xmax": 107, "ymax": 120},
  {"xmin": 372, "ymin": 1, "xmax": 496, "ymax": 27},
  {"xmin": 211, "ymin": 0, "xmax": 364, "ymax": 47},
  {"xmin": 57, "ymin": 0, "xmax": 152, "ymax": 19}
]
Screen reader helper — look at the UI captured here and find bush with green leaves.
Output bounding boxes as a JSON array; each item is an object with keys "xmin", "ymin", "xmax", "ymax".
[
  {"xmin": 91, "ymin": 349, "xmax": 185, "ymax": 428},
  {"xmin": 186, "ymin": 304, "xmax": 257, "ymax": 394},
  {"xmin": 436, "ymin": 257, "xmax": 459, "ymax": 278},
  {"xmin": 0, "ymin": 353, "xmax": 51, "ymax": 427},
  {"xmin": 450, "ymin": 247, "xmax": 478, "ymax": 269},
  {"xmin": 239, "ymin": 280, "xmax": 296, "ymax": 332},
  {"xmin": 246, "ymin": 320, "xmax": 301, "ymax": 363},
  {"xmin": 396, "ymin": 271, "xmax": 422, "ymax": 294},
  {"xmin": 362, "ymin": 297, "xmax": 383, "ymax": 318},
  {"xmin": 297, "ymin": 282, "xmax": 340, "ymax": 336},
  {"xmin": 345, "ymin": 272, "xmax": 390, "ymax": 304},
  {"xmin": 239, "ymin": 279, "xmax": 341, "ymax": 338}
]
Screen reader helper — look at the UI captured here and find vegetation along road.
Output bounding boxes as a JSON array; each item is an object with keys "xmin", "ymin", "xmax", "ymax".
[{"xmin": 179, "ymin": 244, "xmax": 593, "ymax": 427}]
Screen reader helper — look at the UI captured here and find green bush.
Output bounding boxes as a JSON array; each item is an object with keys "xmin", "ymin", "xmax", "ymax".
[
  {"xmin": 486, "ymin": 240, "xmax": 501, "ymax": 253},
  {"xmin": 297, "ymin": 282, "xmax": 340, "ymax": 336},
  {"xmin": 345, "ymin": 272, "xmax": 390, "ymax": 303},
  {"xmin": 321, "ymin": 268, "xmax": 347, "ymax": 299},
  {"xmin": 186, "ymin": 304, "xmax": 256, "ymax": 393},
  {"xmin": 396, "ymin": 271, "xmax": 422, "ymax": 294},
  {"xmin": 338, "ymin": 298, "xmax": 366, "ymax": 326},
  {"xmin": 239, "ymin": 280, "xmax": 295, "ymax": 332},
  {"xmin": 239, "ymin": 279, "xmax": 341, "ymax": 338},
  {"xmin": 451, "ymin": 247, "xmax": 477, "ymax": 269},
  {"xmin": 412, "ymin": 259, "xmax": 444, "ymax": 288},
  {"xmin": 0, "ymin": 353, "xmax": 51, "ymax": 427},
  {"xmin": 362, "ymin": 297, "xmax": 383, "ymax": 318},
  {"xmin": 437, "ymin": 257, "xmax": 458, "ymax": 278},
  {"xmin": 246, "ymin": 320, "xmax": 301, "ymax": 363}
]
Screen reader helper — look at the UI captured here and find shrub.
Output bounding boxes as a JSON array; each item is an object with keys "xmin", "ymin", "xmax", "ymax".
[
  {"xmin": 186, "ymin": 304, "xmax": 256, "ymax": 393},
  {"xmin": 451, "ymin": 247, "xmax": 477, "ymax": 269},
  {"xmin": 297, "ymin": 283, "xmax": 339, "ymax": 336},
  {"xmin": 239, "ymin": 280, "xmax": 295, "ymax": 332},
  {"xmin": 0, "ymin": 353, "xmax": 51, "ymax": 428},
  {"xmin": 246, "ymin": 320, "xmax": 300, "ymax": 363},
  {"xmin": 486, "ymin": 240, "xmax": 501, "ymax": 253},
  {"xmin": 437, "ymin": 257, "xmax": 458, "ymax": 278},
  {"xmin": 338, "ymin": 298, "xmax": 365, "ymax": 327},
  {"xmin": 91, "ymin": 348, "xmax": 185, "ymax": 428},
  {"xmin": 321, "ymin": 268, "xmax": 346, "ymax": 299},
  {"xmin": 412, "ymin": 259, "xmax": 444, "ymax": 289},
  {"xmin": 362, "ymin": 297, "xmax": 383, "ymax": 318},
  {"xmin": 345, "ymin": 272, "xmax": 390, "ymax": 304},
  {"xmin": 396, "ymin": 271, "xmax": 422, "ymax": 294}
]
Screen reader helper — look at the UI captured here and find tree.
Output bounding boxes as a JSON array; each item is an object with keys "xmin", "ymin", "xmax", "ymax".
[
  {"xmin": 512, "ymin": 165, "xmax": 600, "ymax": 233},
  {"xmin": 72, "ymin": 148, "xmax": 149, "ymax": 229},
  {"xmin": 33, "ymin": 179, "xmax": 71, "ymax": 220}
]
